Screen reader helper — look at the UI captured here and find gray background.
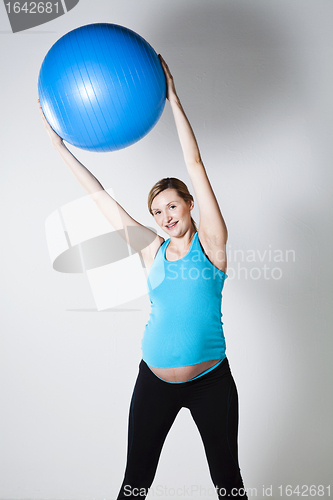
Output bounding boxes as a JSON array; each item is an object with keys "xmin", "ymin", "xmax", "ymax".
[{"xmin": 0, "ymin": 0, "xmax": 332, "ymax": 499}]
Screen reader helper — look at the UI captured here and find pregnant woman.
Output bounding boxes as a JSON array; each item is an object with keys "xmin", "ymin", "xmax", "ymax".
[{"xmin": 39, "ymin": 56, "xmax": 248, "ymax": 500}]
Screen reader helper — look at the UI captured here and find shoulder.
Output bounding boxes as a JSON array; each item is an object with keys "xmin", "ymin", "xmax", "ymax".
[{"xmin": 197, "ymin": 229, "xmax": 227, "ymax": 274}]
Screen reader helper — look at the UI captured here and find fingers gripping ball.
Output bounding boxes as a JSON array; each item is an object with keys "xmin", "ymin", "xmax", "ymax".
[{"xmin": 38, "ymin": 23, "xmax": 166, "ymax": 152}]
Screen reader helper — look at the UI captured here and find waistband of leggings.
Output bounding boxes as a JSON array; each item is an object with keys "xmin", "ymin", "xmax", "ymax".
[{"xmin": 140, "ymin": 356, "xmax": 230, "ymax": 385}]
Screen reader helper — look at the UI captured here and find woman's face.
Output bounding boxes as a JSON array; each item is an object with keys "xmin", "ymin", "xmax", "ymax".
[{"xmin": 151, "ymin": 188, "xmax": 194, "ymax": 235}]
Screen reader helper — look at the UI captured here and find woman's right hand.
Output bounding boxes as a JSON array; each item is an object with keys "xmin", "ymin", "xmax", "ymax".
[{"xmin": 38, "ymin": 99, "xmax": 63, "ymax": 147}]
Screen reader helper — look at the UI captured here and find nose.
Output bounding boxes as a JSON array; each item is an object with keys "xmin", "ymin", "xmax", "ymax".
[{"xmin": 164, "ymin": 215, "xmax": 173, "ymax": 226}]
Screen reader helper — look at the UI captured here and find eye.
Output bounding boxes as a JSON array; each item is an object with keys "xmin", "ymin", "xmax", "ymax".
[
  {"xmin": 170, "ymin": 205, "xmax": 176, "ymax": 209},
  {"xmin": 154, "ymin": 210, "xmax": 161, "ymax": 215}
]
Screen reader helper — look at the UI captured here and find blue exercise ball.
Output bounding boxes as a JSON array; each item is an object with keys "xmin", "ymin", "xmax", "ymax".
[{"xmin": 38, "ymin": 23, "xmax": 166, "ymax": 152}]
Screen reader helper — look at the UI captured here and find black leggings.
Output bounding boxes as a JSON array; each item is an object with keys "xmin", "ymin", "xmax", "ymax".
[{"xmin": 116, "ymin": 357, "xmax": 248, "ymax": 499}]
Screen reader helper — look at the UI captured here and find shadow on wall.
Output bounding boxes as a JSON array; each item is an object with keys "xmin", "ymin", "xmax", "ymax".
[{"xmin": 153, "ymin": 1, "xmax": 295, "ymax": 134}]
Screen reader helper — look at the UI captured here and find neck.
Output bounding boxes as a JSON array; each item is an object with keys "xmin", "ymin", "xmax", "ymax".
[{"xmin": 170, "ymin": 227, "xmax": 195, "ymax": 251}]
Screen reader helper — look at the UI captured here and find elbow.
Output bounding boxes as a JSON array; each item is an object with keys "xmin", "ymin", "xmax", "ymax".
[{"xmin": 186, "ymin": 156, "xmax": 204, "ymax": 169}]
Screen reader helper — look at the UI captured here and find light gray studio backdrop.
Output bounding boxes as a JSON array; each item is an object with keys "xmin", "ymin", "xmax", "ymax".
[{"xmin": 1, "ymin": 0, "xmax": 332, "ymax": 499}]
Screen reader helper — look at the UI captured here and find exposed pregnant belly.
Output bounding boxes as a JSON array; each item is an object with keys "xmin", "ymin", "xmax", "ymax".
[{"xmin": 148, "ymin": 359, "xmax": 221, "ymax": 383}]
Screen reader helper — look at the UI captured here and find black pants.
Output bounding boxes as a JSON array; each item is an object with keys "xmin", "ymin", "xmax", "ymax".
[{"xmin": 116, "ymin": 357, "xmax": 247, "ymax": 499}]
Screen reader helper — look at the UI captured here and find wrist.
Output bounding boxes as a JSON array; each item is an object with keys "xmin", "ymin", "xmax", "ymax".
[
  {"xmin": 169, "ymin": 93, "xmax": 181, "ymax": 107},
  {"xmin": 52, "ymin": 139, "xmax": 65, "ymax": 151}
]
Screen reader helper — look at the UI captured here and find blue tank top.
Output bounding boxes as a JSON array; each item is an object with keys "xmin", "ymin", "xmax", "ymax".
[{"xmin": 141, "ymin": 231, "xmax": 227, "ymax": 368}]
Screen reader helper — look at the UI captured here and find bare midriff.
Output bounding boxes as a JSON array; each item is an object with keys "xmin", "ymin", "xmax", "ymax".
[{"xmin": 148, "ymin": 358, "xmax": 221, "ymax": 383}]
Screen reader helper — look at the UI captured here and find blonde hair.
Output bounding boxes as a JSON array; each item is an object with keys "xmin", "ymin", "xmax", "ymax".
[{"xmin": 148, "ymin": 177, "xmax": 197, "ymax": 232}]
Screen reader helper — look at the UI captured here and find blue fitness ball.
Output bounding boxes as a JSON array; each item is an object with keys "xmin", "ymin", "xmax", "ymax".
[{"xmin": 38, "ymin": 23, "xmax": 166, "ymax": 152}]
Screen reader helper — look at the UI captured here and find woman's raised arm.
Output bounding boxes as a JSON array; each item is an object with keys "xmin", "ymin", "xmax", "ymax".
[
  {"xmin": 38, "ymin": 100, "xmax": 162, "ymax": 259},
  {"xmin": 159, "ymin": 56, "xmax": 228, "ymax": 251}
]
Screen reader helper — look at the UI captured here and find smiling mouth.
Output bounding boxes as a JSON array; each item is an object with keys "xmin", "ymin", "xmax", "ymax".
[{"xmin": 166, "ymin": 221, "xmax": 178, "ymax": 229}]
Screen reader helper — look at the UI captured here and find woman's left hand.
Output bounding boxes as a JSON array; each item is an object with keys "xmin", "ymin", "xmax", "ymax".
[{"xmin": 158, "ymin": 54, "xmax": 178, "ymax": 101}]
